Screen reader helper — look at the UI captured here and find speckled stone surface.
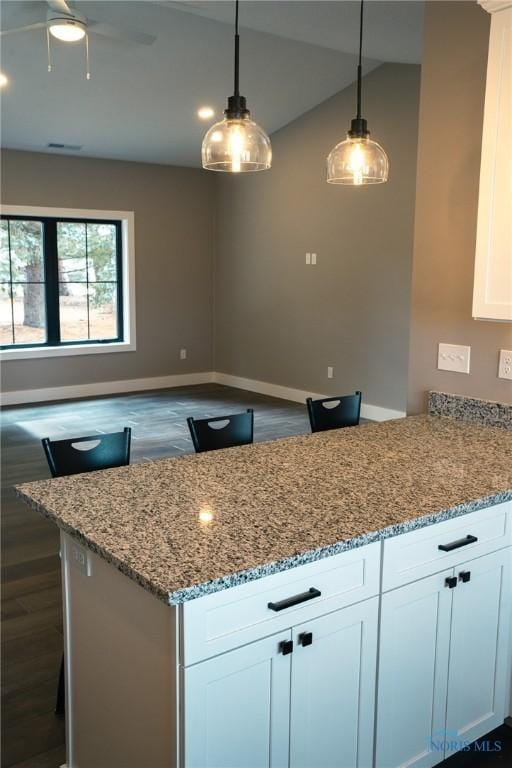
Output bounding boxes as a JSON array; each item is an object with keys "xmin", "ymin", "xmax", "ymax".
[
  {"xmin": 428, "ymin": 391, "xmax": 512, "ymax": 430},
  {"xmin": 15, "ymin": 415, "xmax": 512, "ymax": 604}
]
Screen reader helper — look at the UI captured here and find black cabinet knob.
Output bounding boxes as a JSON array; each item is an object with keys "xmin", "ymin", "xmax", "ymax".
[
  {"xmin": 298, "ymin": 632, "xmax": 313, "ymax": 647},
  {"xmin": 278, "ymin": 639, "xmax": 293, "ymax": 655},
  {"xmin": 459, "ymin": 571, "xmax": 471, "ymax": 583},
  {"xmin": 445, "ymin": 576, "xmax": 458, "ymax": 589}
]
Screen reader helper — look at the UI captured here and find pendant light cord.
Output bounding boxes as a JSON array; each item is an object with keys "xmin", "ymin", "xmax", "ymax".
[
  {"xmin": 234, "ymin": 0, "xmax": 240, "ymax": 96},
  {"xmin": 356, "ymin": 0, "xmax": 364, "ymax": 121}
]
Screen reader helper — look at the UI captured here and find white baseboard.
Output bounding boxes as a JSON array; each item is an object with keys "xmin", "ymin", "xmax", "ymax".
[
  {"xmin": 1, "ymin": 370, "xmax": 406, "ymax": 421},
  {"xmin": 212, "ymin": 372, "xmax": 406, "ymax": 422},
  {"xmin": 0, "ymin": 372, "xmax": 214, "ymax": 407}
]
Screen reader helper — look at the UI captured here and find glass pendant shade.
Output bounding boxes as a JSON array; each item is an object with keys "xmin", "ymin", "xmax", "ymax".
[
  {"xmin": 327, "ymin": 134, "xmax": 388, "ymax": 185},
  {"xmin": 202, "ymin": 114, "xmax": 271, "ymax": 173},
  {"xmin": 201, "ymin": 0, "xmax": 271, "ymax": 174},
  {"xmin": 326, "ymin": 0, "xmax": 389, "ymax": 186}
]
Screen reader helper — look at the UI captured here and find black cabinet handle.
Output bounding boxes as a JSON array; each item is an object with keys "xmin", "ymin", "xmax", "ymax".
[
  {"xmin": 438, "ymin": 535, "xmax": 478, "ymax": 552},
  {"xmin": 445, "ymin": 576, "xmax": 458, "ymax": 589},
  {"xmin": 459, "ymin": 570, "xmax": 471, "ymax": 583},
  {"xmin": 278, "ymin": 640, "xmax": 293, "ymax": 655},
  {"xmin": 268, "ymin": 587, "xmax": 321, "ymax": 612},
  {"xmin": 298, "ymin": 632, "xmax": 313, "ymax": 647}
]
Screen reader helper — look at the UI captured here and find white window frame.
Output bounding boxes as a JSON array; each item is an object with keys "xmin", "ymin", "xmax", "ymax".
[{"xmin": 0, "ymin": 205, "xmax": 136, "ymax": 360}]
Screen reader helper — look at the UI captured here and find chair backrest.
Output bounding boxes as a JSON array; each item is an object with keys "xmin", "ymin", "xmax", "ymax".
[
  {"xmin": 187, "ymin": 409, "xmax": 254, "ymax": 453},
  {"xmin": 42, "ymin": 427, "xmax": 132, "ymax": 477},
  {"xmin": 306, "ymin": 392, "xmax": 362, "ymax": 433}
]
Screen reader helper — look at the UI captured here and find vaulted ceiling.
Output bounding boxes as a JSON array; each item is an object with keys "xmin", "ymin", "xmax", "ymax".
[{"xmin": 0, "ymin": 1, "xmax": 424, "ymax": 166}]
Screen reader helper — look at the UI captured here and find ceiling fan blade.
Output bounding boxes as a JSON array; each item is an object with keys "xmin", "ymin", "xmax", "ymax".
[
  {"xmin": 88, "ymin": 19, "xmax": 156, "ymax": 46},
  {"xmin": 47, "ymin": 0, "xmax": 73, "ymax": 14},
  {"xmin": 0, "ymin": 22, "xmax": 46, "ymax": 36}
]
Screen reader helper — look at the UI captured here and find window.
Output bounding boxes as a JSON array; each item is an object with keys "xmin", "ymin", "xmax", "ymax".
[{"xmin": 1, "ymin": 213, "xmax": 131, "ymax": 356}]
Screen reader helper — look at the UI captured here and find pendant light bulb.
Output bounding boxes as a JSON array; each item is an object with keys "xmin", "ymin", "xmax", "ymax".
[
  {"xmin": 327, "ymin": 0, "xmax": 388, "ymax": 185},
  {"xmin": 202, "ymin": 1, "xmax": 271, "ymax": 172}
]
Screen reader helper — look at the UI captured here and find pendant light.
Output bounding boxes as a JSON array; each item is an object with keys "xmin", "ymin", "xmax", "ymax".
[
  {"xmin": 327, "ymin": 0, "xmax": 388, "ymax": 185},
  {"xmin": 201, "ymin": 0, "xmax": 271, "ymax": 173}
]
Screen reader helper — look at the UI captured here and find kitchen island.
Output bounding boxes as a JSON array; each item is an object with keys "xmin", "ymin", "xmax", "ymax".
[{"xmin": 16, "ymin": 413, "xmax": 512, "ymax": 768}]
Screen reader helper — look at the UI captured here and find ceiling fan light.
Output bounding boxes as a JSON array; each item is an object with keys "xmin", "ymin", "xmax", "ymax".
[
  {"xmin": 327, "ymin": 134, "xmax": 388, "ymax": 185},
  {"xmin": 202, "ymin": 114, "xmax": 271, "ymax": 173},
  {"xmin": 48, "ymin": 19, "xmax": 86, "ymax": 42}
]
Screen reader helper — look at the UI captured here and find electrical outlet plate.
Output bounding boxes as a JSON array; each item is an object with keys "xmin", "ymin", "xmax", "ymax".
[
  {"xmin": 305, "ymin": 253, "xmax": 311, "ymax": 264},
  {"xmin": 498, "ymin": 349, "xmax": 512, "ymax": 380},
  {"xmin": 180, "ymin": 348, "xmax": 187, "ymax": 360},
  {"xmin": 311, "ymin": 253, "xmax": 317, "ymax": 265},
  {"xmin": 70, "ymin": 542, "xmax": 90, "ymax": 576},
  {"xmin": 438, "ymin": 343, "xmax": 471, "ymax": 374},
  {"xmin": 327, "ymin": 366, "xmax": 334, "ymax": 379}
]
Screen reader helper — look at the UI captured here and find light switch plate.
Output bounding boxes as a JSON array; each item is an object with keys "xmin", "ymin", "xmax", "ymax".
[
  {"xmin": 438, "ymin": 343, "xmax": 471, "ymax": 374},
  {"xmin": 498, "ymin": 349, "xmax": 512, "ymax": 380}
]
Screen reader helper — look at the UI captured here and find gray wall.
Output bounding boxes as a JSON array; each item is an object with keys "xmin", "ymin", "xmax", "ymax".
[
  {"xmin": 407, "ymin": 1, "xmax": 511, "ymax": 413},
  {"xmin": 214, "ymin": 64, "xmax": 421, "ymax": 412},
  {"xmin": 1, "ymin": 150, "xmax": 215, "ymax": 392}
]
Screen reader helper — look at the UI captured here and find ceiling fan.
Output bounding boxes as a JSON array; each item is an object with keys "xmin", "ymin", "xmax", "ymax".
[{"xmin": 0, "ymin": 0, "xmax": 157, "ymax": 46}]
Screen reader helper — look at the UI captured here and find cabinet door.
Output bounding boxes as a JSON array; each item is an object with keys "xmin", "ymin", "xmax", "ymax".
[
  {"xmin": 289, "ymin": 597, "xmax": 379, "ymax": 768},
  {"xmin": 473, "ymin": 6, "xmax": 512, "ymax": 321},
  {"xmin": 183, "ymin": 631, "xmax": 291, "ymax": 768},
  {"xmin": 376, "ymin": 570, "xmax": 453, "ymax": 768},
  {"xmin": 445, "ymin": 547, "xmax": 511, "ymax": 749}
]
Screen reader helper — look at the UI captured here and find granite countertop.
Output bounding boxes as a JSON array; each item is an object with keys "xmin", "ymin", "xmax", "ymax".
[{"xmin": 15, "ymin": 414, "xmax": 512, "ymax": 604}]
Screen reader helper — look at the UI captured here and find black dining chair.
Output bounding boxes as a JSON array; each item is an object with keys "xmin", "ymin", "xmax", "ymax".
[
  {"xmin": 42, "ymin": 427, "xmax": 131, "ymax": 478},
  {"xmin": 306, "ymin": 392, "xmax": 362, "ymax": 433},
  {"xmin": 41, "ymin": 427, "xmax": 132, "ymax": 717},
  {"xmin": 187, "ymin": 409, "xmax": 254, "ymax": 453}
]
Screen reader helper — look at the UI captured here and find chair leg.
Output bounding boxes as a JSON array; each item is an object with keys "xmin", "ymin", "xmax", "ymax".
[{"xmin": 55, "ymin": 654, "xmax": 65, "ymax": 717}]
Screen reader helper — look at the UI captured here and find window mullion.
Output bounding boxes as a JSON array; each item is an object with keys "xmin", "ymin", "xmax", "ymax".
[
  {"xmin": 85, "ymin": 223, "xmax": 90, "ymax": 340},
  {"xmin": 44, "ymin": 220, "xmax": 61, "ymax": 345},
  {"xmin": 7, "ymin": 220, "xmax": 16, "ymax": 344},
  {"xmin": 116, "ymin": 222, "xmax": 124, "ymax": 342}
]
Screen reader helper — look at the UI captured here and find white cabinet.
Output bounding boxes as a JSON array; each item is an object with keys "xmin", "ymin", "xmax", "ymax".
[
  {"xmin": 376, "ymin": 570, "xmax": 453, "ymax": 768},
  {"xmin": 376, "ymin": 547, "xmax": 511, "ymax": 768},
  {"xmin": 290, "ymin": 597, "xmax": 378, "ymax": 768},
  {"xmin": 184, "ymin": 596, "xmax": 379, "ymax": 768},
  {"xmin": 446, "ymin": 548, "xmax": 511, "ymax": 746},
  {"xmin": 60, "ymin": 505, "xmax": 512, "ymax": 768},
  {"xmin": 184, "ymin": 631, "xmax": 292, "ymax": 768},
  {"xmin": 182, "ymin": 541, "xmax": 381, "ymax": 666},
  {"xmin": 473, "ymin": 2, "xmax": 512, "ymax": 321}
]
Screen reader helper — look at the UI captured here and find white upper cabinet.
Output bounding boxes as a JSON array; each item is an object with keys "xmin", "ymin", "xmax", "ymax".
[{"xmin": 473, "ymin": 2, "xmax": 512, "ymax": 321}]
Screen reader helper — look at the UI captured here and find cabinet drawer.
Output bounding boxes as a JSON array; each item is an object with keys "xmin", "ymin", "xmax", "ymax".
[
  {"xmin": 382, "ymin": 502, "xmax": 512, "ymax": 591},
  {"xmin": 182, "ymin": 542, "xmax": 381, "ymax": 665}
]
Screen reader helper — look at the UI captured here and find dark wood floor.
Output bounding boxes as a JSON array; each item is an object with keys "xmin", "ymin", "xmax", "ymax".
[{"xmin": 1, "ymin": 383, "xmax": 510, "ymax": 767}]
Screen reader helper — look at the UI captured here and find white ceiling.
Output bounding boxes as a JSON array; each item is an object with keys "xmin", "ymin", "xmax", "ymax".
[{"xmin": 0, "ymin": 1, "xmax": 424, "ymax": 167}]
